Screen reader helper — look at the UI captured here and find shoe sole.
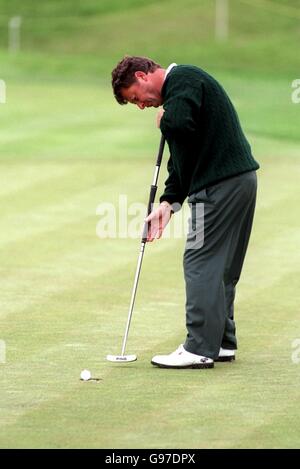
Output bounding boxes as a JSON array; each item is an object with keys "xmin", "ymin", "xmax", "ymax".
[
  {"xmin": 215, "ymin": 356, "xmax": 235, "ymax": 362},
  {"xmin": 151, "ymin": 361, "xmax": 214, "ymax": 369}
]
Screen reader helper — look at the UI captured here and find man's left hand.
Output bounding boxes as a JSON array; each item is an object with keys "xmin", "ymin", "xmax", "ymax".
[{"xmin": 157, "ymin": 108, "xmax": 165, "ymax": 128}]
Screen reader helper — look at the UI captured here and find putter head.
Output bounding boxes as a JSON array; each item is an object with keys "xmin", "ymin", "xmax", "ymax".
[{"xmin": 106, "ymin": 354, "xmax": 137, "ymax": 363}]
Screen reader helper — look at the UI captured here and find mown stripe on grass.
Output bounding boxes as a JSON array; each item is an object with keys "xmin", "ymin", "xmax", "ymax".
[{"xmin": 0, "ymin": 248, "xmax": 299, "ymax": 448}]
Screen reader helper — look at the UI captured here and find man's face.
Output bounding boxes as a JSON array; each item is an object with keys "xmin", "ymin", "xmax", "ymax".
[{"xmin": 121, "ymin": 71, "xmax": 163, "ymax": 109}]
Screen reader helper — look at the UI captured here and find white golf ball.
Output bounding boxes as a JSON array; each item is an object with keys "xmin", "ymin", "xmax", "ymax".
[{"xmin": 80, "ymin": 369, "xmax": 91, "ymax": 381}]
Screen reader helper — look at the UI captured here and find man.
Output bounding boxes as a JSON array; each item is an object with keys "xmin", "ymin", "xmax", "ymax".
[{"xmin": 111, "ymin": 56, "xmax": 259, "ymax": 369}]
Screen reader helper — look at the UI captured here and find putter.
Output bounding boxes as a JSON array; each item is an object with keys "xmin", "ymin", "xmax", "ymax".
[{"xmin": 106, "ymin": 135, "xmax": 166, "ymax": 363}]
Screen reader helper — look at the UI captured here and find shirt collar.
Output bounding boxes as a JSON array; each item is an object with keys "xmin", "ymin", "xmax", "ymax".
[{"xmin": 164, "ymin": 63, "xmax": 177, "ymax": 81}]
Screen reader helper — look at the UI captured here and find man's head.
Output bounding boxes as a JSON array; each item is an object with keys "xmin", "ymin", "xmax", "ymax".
[{"xmin": 111, "ymin": 56, "xmax": 165, "ymax": 109}]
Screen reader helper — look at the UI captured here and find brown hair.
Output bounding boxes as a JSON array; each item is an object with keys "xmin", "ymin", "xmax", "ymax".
[{"xmin": 111, "ymin": 55, "xmax": 161, "ymax": 105}]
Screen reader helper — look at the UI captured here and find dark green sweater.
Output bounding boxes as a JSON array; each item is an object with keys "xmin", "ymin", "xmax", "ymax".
[{"xmin": 159, "ymin": 65, "xmax": 259, "ymax": 207}]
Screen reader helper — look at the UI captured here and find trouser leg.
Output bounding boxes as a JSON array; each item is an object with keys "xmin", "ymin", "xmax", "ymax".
[
  {"xmin": 222, "ymin": 281, "xmax": 237, "ymax": 350},
  {"xmin": 183, "ymin": 171, "xmax": 257, "ymax": 360},
  {"xmin": 222, "ymin": 180, "xmax": 257, "ymax": 349}
]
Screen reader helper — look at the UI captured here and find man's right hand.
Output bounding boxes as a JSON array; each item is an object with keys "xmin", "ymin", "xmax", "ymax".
[{"xmin": 144, "ymin": 201, "xmax": 173, "ymax": 242}]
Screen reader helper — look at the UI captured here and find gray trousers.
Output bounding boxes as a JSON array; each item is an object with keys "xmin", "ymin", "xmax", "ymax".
[{"xmin": 183, "ymin": 171, "xmax": 257, "ymax": 360}]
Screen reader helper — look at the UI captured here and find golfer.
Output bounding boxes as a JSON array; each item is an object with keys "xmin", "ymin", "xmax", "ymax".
[{"xmin": 111, "ymin": 56, "xmax": 259, "ymax": 369}]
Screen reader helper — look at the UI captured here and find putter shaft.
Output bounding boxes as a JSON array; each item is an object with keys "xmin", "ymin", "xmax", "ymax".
[
  {"xmin": 121, "ymin": 242, "xmax": 146, "ymax": 356},
  {"xmin": 119, "ymin": 135, "xmax": 166, "ymax": 358}
]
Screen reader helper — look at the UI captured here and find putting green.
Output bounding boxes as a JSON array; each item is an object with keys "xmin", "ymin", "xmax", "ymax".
[
  {"xmin": 0, "ymin": 74, "xmax": 299, "ymax": 448},
  {"xmin": 0, "ymin": 0, "xmax": 299, "ymax": 448}
]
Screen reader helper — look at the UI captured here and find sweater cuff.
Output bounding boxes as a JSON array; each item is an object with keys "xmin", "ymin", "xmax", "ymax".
[{"xmin": 159, "ymin": 196, "xmax": 183, "ymax": 213}]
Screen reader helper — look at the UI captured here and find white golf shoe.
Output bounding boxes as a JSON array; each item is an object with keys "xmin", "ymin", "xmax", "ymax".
[
  {"xmin": 151, "ymin": 344, "xmax": 214, "ymax": 369},
  {"xmin": 215, "ymin": 347, "xmax": 236, "ymax": 362}
]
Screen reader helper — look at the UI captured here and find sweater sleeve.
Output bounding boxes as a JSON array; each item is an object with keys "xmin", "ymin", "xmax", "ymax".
[
  {"xmin": 159, "ymin": 154, "xmax": 187, "ymax": 209},
  {"xmin": 159, "ymin": 77, "xmax": 204, "ymax": 208},
  {"xmin": 160, "ymin": 79, "xmax": 203, "ymax": 139}
]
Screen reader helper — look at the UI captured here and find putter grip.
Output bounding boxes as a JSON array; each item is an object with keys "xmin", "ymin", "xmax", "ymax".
[
  {"xmin": 155, "ymin": 135, "xmax": 166, "ymax": 167},
  {"xmin": 147, "ymin": 185, "xmax": 157, "ymax": 215},
  {"xmin": 141, "ymin": 135, "xmax": 166, "ymax": 243},
  {"xmin": 142, "ymin": 185, "xmax": 157, "ymax": 242}
]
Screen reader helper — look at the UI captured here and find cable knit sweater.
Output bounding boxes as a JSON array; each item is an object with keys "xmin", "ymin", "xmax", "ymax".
[{"xmin": 159, "ymin": 65, "xmax": 259, "ymax": 207}]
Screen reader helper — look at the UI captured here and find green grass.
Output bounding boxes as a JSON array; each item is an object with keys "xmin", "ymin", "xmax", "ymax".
[
  {"xmin": 0, "ymin": 72, "xmax": 300, "ymax": 448},
  {"xmin": 0, "ymin": 0, "xmax": 299, "ymax": 80}
]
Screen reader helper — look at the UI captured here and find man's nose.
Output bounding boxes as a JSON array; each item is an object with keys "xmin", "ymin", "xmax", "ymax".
[{"xmin": 137, "ymin": 102, "xmax": 145, "ymax": 110}]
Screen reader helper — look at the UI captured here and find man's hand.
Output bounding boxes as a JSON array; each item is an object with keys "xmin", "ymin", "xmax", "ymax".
[
  {"xmin": 145, "ymin": 201, "xmax": 173, "ymax": 242},
  {"xmin": 157, "ymin": 108, "xmax": 165, "ymax": 128}
]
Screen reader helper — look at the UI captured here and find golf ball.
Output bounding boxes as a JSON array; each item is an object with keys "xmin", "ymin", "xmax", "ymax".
[{"xmin": 80, "ymin": 369, "xmax": 91, "ymax": 381}]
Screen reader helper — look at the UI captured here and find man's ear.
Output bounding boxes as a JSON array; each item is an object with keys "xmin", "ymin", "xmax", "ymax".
[{"xmin": 134, "ymin": 71, "xmax": 147, "ymax": 81}]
